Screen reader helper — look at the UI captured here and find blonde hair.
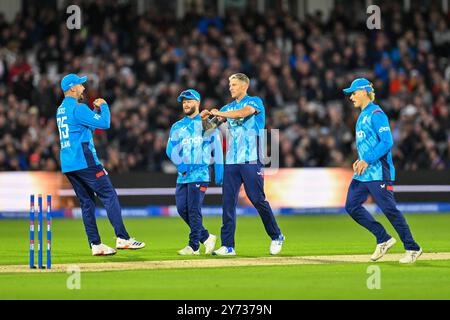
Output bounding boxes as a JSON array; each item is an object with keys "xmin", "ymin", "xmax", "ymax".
[
  {"xmin": 229, "ymin": 73, "xmax": 250, "ymax": 84},
  {"xmin": 368, "ymin": 83, "xmax": 376, "ymax": 102}
]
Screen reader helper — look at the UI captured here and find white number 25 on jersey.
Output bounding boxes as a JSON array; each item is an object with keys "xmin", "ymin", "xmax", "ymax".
[{"xmin": 57, "ymin": 116, "xmax": 69, "ymax": 139}]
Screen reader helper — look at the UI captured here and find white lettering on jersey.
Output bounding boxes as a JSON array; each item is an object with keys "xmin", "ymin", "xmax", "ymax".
[
  {"xmin": 61, "ymin": 140, "xmax": 71, "ymax": 149},
  {"xmin": 182, "ymin": 136, "xmax": 203, "ymax": 145}
]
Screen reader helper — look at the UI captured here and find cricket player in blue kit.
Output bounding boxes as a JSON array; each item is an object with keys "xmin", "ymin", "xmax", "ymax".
[
  {"xmin": 343, "ymin": 78, "xmax": 422, "ymax": 264},
  {"xmin": 56, "ymin": 74, "xmax": 145, "ymax": 256},
  {"xmin": 206, "ymin": 73, "xmax": 284, "ymax": 256},
  {"xmin": 166, "ymin": 89, "xmax": 224, "ymax": 255}
]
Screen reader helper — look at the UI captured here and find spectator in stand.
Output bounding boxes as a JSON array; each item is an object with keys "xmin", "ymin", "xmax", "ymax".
[{"xmin": 0, "ymin": 1, "xmax": 448, "ymax": 172}]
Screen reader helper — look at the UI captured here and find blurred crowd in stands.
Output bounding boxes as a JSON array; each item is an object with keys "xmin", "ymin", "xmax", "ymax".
[{"xmin": 0, "ymin": 0, "xmax": 449, "ymax": 172}]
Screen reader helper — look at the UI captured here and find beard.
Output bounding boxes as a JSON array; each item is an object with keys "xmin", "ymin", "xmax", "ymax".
[
  {"xmin": 79, "ymin": 93, "xmax": 84, "ymax": 101},
  {"xmin": 184, "ymin": 106, "xmax": 196, "ymax": 116}
]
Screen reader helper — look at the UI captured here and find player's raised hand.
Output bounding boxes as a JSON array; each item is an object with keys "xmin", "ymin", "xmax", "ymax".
[
  {"xmin": 93, "ymin": 98, "xmax": 107, "ymax": 107},
  {"xmin": 200, "ymin": 109, "xmax": 211, "ymax": 121},
  {"xmin": 210, "ymin": 108, "xmax": 219, "ymax": 116},
  {"xmin": 92, "ymin": 98, "xmax": 107, "ymax": 112}
]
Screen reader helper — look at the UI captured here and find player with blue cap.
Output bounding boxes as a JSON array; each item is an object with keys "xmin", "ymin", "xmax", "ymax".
[
  {"xmin": 343, "ymin": 77, "xmax": 422, "ymax": 263},
  {"xmin": 177, "ymin": 89, "xmax": 201, "ymax": 102},
  {"xmin": 56, "ymin": 74, "xmax": 145, "ymax": 256},
  {"xmin": 166, "ymin": 88, "xmax": 224, "ymax": 255},
  {"xmin": 342, "ymin": 78, "xmax": 375, "ymax": 94},
  {"xmin": 60, "ymin": 74, "xmax": 88, "ymax": 93}
]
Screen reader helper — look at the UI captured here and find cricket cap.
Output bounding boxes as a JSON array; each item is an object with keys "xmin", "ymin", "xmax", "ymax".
[
  {"xmin": 177, "ymin": 89, "xmax": 201, "ymax": 102},
  {"xmin": 343, "ymin": 78, "xmax": 374, "ymax": 94},
  {"xmin": 61, "ymin": 74, "xmax": 88, "ymax": 93}
]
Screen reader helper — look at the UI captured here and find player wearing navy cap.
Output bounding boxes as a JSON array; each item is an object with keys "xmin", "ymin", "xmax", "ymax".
[
  {"xmin": 343, "ymin": 78, "xmax": 422, "ymax": 263},
  {"xmin": 56, "ymin": 74, "xmax": 145, "ymax": 256}
]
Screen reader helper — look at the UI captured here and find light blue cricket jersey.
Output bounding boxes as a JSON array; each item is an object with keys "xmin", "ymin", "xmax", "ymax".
[
  {"xmin": 220, "ymin": 95, "xmax": 265, "ymax": 164},
  {"xmin": 56, "ymin": 97, "xmax": 110, "ymax": 173},
  {"xmin": 166, "ymin": 114, "xmax": 224, "ymax": 184},
  {"xmin": 355, "ymin": 102, "xmax": 395, "ymax": 182}
]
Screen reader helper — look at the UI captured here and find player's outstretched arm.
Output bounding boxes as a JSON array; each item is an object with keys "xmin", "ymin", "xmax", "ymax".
[{"xmin": 211, "ymin": 105, "xmax": 256, "ymax": 119}]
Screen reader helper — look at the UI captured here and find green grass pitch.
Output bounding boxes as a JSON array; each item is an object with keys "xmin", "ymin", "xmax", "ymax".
[{"xmin": 0, "ymin": 214, "xmax": 450, "ymax": 299}]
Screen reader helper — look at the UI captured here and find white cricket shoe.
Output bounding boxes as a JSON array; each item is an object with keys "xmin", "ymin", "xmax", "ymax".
[
  {"xmin": 270, "ymin": 234, "xmax": 285, "ymax": 255},
  {"xmin": 399, "ymin": 249, "xmax": 423, "ymax": 264},
  {"xmin": 178, "ymin": 246, "xmax": 200, "ymax": 256},
  {"xmin": 92, "ymin": 243, "xmax": 117, "ymax": 256},
  {"xmin": 371, "ymin": 237, "xmax": 397, "ymax": 261},
  {"xmin": 203, "ymin": 234, "xmax": 217, "ymax": 254},
  {"xmin": 116, "ymin": 237, "xmax": 145, "ymax": 250},
  {"xmin": 212, "ymin": 246, "xmax": 236, "ymax": 256}
]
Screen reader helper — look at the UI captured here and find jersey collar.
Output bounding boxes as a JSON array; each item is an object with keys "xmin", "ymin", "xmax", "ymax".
[
  {"xmin": 362, "ymin": 101, "xmax": 376, "ymax": 113},
  {"xmin": 234, "ymin": 95, "xmax": 249, "ymax": 105},
  {"xmin": 184, "ymin": 113, "xmax": 201, "ymax": 122},
  {"xmin": 63, "ymin": 96, "xmax": 78, "ymax": 104}
]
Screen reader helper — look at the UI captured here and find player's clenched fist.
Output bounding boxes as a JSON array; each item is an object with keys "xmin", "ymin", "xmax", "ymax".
[
  {"xmin": 93, "ymin": 98, "xmax": 107, "ymax": 107},
  {"xmin": 93, "ymin": 98, "xmax": 107, "ymax": 111},
  {"xmin": 200, "ymin": 109, "xmax": 211, "ymax": 121}
]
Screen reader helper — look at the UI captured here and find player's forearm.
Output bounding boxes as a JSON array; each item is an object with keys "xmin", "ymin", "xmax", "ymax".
[
  {"xmin": 362, "ymin": 140, "xmax": 393, "ymax": 164},
  {"xmin": 214, "ymin": 110, "xmax": 247, "ymax": 119},
  {"xmin": 75, "ymin": 103, "xmax": 110, "ymax": 129},
  {"xmin": 98, "ymin": 104, "xmax": 111, "ymax": 129},
  {"xmin": 166, "ymin": 140, "xmax": 190, "ymax": 173},
  {"xmin": 165, "ymin": 142, "xmax": 173, "ymax": 160},
  {"xmin": 166, "ymin": 141, "xmax": 179, "ymax": 164}
]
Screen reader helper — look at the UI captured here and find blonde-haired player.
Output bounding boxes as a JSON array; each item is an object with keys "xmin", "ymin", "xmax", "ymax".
[
  {"xmin": 343, "ymin": 78, "xmax": 422, "ymax": 263},
  {"xmin": 203, "ymin": 73, "xmax": 284, "ymax": 256}
]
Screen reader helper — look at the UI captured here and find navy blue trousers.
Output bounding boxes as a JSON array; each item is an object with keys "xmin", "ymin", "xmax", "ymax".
[
  {"xmin": 176, "ymin": 182, "xmax": 210, "ymax": 251},
  {"xmin": 221, "ymin": 164, "xmax": 281, "ymax": 248},
  {"xmin": 65, "ymin": 165, "xmax": 130, "ymax": 246},
  {"xmin": 345, "ymin": 179, "xmax": 420, "ymax": 251}
]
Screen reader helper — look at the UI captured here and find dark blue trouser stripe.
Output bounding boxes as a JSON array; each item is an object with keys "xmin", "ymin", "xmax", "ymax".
[
  {"xmin": 380, "ymin": 154, "xmax": 391, "ymax": 181},
  {"xmin": 82, "ymin": 142, "xmax": 96, "ymax": 167}
]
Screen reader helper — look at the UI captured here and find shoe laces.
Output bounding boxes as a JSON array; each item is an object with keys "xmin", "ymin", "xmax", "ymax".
[{"xmin": 408, "ymin": 250, "xmax": 418, "ymax": 257}]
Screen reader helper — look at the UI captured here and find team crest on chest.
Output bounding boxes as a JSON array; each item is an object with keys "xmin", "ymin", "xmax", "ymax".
[{"xmin": 362, "ymin": 116, "xmax": 368, "ymax": 124}]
